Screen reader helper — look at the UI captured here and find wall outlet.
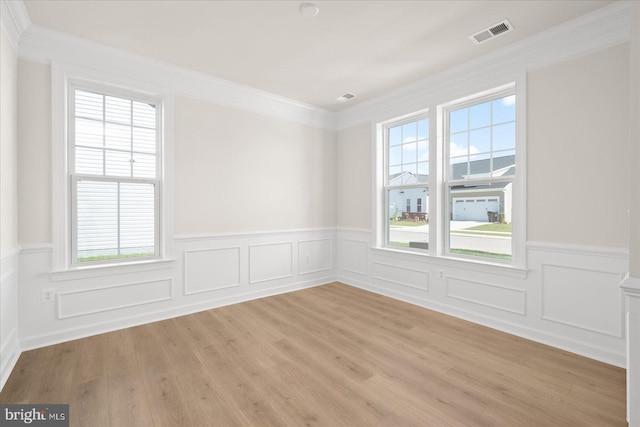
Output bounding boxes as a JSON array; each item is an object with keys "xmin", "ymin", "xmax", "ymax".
[
  {"xmin": 42, "ymin": 288, "xmax": 56, "ymax": 303},
  {"xmin": 439, "ymin": 270, "xmax": 445, "ymax": 279}
]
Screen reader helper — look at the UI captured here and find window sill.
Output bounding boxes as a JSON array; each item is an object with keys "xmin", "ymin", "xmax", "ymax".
[
  {"xmin": 372, "ymin": 247, "xmax": 529, "ymax": 279},
  {"xmin": 49, "ymin": 258, "xmax": 176, "ymax": 282}
]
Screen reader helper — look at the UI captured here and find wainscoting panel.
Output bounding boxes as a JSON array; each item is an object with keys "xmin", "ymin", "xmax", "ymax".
[
  {"xmin": 299, "ymin": 238, "xmax": 333, "ymax": 275},
  {"xmin": 337, "ymin": 230, "xmax": 628, "ymax": 367},
  {"xmin": 58, "ymin": 278, "xmax": 174, "ymax": 319},
  {"xmin": 249, "ymin": 242, "xmax": 293, "ymax": 284},
  {"xmin": 184, "ymin": 247, "xmax": 241, "ymax": 295},
  {"xmin": 446, "ymin": 276, "xmax": 526, "ymax": 315},
  {"xmin": 372, "ymin": 261, "xmax": 429, "ymax": 291},
  {"xmin": 541, "ymin": 264, "xmax": 623, "ymax": 337},
  {"xmin": 338, "ymin": 237, "xmax": 368, "ymax": 276},
  {"xmin": 1, "ymin": 248, "xmax": 20, "ymax": 391}
]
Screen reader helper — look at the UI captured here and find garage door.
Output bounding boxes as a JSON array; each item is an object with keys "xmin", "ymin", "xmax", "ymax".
[{"xmin": 452, "ymin": 197, "xmax": 499, "ymax": 221}]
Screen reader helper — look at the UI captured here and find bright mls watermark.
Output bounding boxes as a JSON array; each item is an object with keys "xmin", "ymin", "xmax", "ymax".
[{"xmin": 1, "ymin": 405, "xmax": 69, "ymax": 426}]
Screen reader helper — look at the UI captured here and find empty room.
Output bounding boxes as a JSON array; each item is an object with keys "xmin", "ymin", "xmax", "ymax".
[{"xmin": 1, "ymin": 0, "xmax": 639, "ymax": 425}]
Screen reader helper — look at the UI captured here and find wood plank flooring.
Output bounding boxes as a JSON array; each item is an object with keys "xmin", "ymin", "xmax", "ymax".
[{"xmin": 0, "ymin": 282, "xmax": 626, "ymax": 426}]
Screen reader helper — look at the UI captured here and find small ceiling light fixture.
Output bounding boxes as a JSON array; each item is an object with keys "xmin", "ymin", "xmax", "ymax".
[
  {"xmin": 299, "ymin": 3, "xmax": 319, "ymax": 18},
  {"xmin": 337, "ymin": 92, "xmax": 356, "ymax": 102}
]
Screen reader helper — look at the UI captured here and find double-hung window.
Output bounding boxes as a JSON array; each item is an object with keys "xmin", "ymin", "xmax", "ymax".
[
  {"xmin": 69, "ymin": 83, "xmax": 162, "ymax": 265},
  {"xmin": 444, "ymin": 89, "xmax": 516, "ymax": 261},
  {"xmin": 384, "ymin": 115, "xmax": 429, "ymax": 250},
  {"xmin": 380, "ymin": 83, "xmax": 520, "ymax": 265}
]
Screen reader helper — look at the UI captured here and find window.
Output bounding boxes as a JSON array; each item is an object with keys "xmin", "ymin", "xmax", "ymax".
[
  {"xmin": 380, "ymin": 83, "xmax": 520, "ymax": 265},
  {"xmin": 445, "ymin": 89, "xmax": 515, "ymax": 261},
  {"xmin": 69, "ymin": 84, "xmax": 162, "ymax": 265},
  {"xmin": 384, "ymin": 115, "xmax": 429, "ymax": 250}
]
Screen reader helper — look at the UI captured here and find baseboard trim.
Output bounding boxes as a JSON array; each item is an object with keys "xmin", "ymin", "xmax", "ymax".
[
  {"xmin": 0, "ymin": 328, "xmax": 21, "ymax": 391},
  {"xmin": 338, "ymin": 276, "xmax": 625, "ymax": 368},
  {"xmin": 20, "ymin": 276, "xmax": 334, "ymax": 352}
]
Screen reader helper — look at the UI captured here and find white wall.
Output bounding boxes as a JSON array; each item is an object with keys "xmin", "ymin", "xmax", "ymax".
[
  {"xmin": 0, "ymin": 24, "xmax": 21, "ymax": 390},
  {"xmin": 528, "ymin": 43, "xmax": 630, "ymax": 248},
  {"xmin": 336, "ymin": 123, "xmax": 371, "ymax": 230},
  {"xmin": 174, "ymin": 95, "xmax": 336, "ymax": 235},
  {"xmin": 17, "ymin": 60, "xmax": 50, "ymax": 245}
]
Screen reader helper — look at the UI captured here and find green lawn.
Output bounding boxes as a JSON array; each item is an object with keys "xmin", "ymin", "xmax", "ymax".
[
  {"xmin": 450, "ymin": 248, "xmax": 511, "ymax": 260},
  {"xmin": 465, "ymin": 223, "xmax": 512, "ymax": 232},
  {"xmin": 390, "ymin": 220, "xmax": 427, "ymax": 227},
  {"xmin": 79, "ymin": 253, "xmax": 154, "ymax": 263}
]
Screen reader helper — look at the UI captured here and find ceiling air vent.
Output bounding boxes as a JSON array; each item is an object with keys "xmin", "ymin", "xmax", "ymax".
[
  {"xmin": 469, "ymin": 19, "xmax": 513, "ymax": 45},
  {"xmin": 337, "ymin": 93, "xmax": 356, "ymax": 102}
]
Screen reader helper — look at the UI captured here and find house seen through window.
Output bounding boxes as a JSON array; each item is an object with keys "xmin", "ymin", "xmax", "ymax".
[{"xmin": 383, "ymin": 85, "xmax": 517, "ymax": 263}]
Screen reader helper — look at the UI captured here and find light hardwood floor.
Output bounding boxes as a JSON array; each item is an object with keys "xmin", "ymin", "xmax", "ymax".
[{"xmin": 1, "ymin": 282, "xmax": 626, "ymax": 426}]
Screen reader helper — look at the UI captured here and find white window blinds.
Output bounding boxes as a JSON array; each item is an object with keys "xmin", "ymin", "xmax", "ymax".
[{"xmin": 71, "ymin": 88, "xmax": 160, "ymax": 264}]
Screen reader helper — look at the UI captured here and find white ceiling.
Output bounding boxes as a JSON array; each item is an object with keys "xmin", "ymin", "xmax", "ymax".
[{"xmin": 23, "ymin": 0, "xmax": 614, "ymax": 111}]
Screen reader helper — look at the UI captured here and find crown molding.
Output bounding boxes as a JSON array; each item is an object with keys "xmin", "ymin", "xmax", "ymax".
[
  {"xmin": 0, "ymin": 0, "xmax": 30, "ymax": 51},
  {"xmin": 18, "ymin": 25, "xmax": 337, "ymax": 130},
  {"xmin": 337, "ymin": 0, "xmax": 631, "ymax": 130}
]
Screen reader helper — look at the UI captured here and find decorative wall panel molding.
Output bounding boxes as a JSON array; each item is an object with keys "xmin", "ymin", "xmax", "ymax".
[
  {"xmin": 249, "ymin": 242, "xmax": 293, "ymax": 284},
  {"xmin": 541, "ymin": 264, "xmax": 624, "ymax": 338},
  {"xmin": 372, "ymin": 261, "xmax": 429, "ymax": 291},
  {"xmin": 57, "ymin": 278, "xmax": 173, "ymax": 319},
  {"xmin": 446, "ymin": 276, "xmax": 526, "ymax": 315},
  {"xmin": 184, "ymin": 247, "xmax": 241, "ymax": 295},
  {"xmin": 339, "ymin": 238, "xmax": 368, "ymax": 275},
  {"xmin": 299, "ymin": 239, "xmax": 333, "ymax": 275}
]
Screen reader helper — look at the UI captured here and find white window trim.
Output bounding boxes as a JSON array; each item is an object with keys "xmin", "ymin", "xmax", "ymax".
[
  {"xmin": 51, "ymin": 62, "xmax": 175, "ymax": 274},
  {"xmin": 374, "ymin": 76, "xmax": 527, "ymax": 272}
]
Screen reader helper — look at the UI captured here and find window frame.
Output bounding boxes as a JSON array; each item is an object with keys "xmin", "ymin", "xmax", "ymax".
[
  {"xmin": 51, "ymin": 63, "xmax": 175, "ymax": 273},
  {"xmin": 442, "ymin": 87, "xmax": 516, "ymax": 264},
  {"xmin": 376, "ymin": 80, "xmax": 525, "ymax": 269},
  {"xmin": 382, "ymin": 112, "xmax": 430, "ymax": 253},
  {"xmin": 67, "ymin": 81, "xmax": 163, "ymax": 266}
]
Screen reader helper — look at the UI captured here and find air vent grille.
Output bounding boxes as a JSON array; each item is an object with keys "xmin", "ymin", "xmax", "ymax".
[
  {"xmin": 337, "ymin": 93, "xmax": 357, "ymax": 102},
  {"xmin": 470, "ymin": 19, "xmax": 513, "ymax": 45}
]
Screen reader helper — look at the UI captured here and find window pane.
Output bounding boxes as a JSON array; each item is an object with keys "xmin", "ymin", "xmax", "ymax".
[
  {"xmin": 388, "ymin": 188, "xmax": 429, "ymax": 250},
  {"xmin": 492, "ymin": 151, "xmax": 516, "ymax": 176},
  {"xmin": 449, "ymin": 185, "xmax": 512, "ymax": 260},
  {"xmin": 105, "ymin": 150, "xmax": 131, "ymax": 177},
  {"xmin": 389, "ymin": 145, "xmax": 401, "ymax": 167},
  {"xmin": 450, "ymin": 108, "xmax": 468, "ymax": 133},
  {"xmin": 450, "ymin": 132, "xmax": 468, "ymax": 157},
  {"xmin": 120, "ymin": 182, "xmax": 155, "ymax": 258},
  {"xmin": 75, "ymin": 90, "xmax": 103, "ymax": 121},
  {"xmin": 105, "ymin": 122, "xmax": 131, "ymax": 151},
  {"xmin": 417, "ymin": 119, "xmax": 428, "ymax": 141},
  {"xmin": 469, "ymin": 101, "xmax": 491, "ymax": 129},
  {"xmin": 402, "ymin": 141, "xmax": 417, "ymax": 164},
  {"xmin": 105, "ymin": 95, "xmax": 131, "ymax": 125},
  {"xmin": 469, "ymin": 128, "xmax": 491, "ymax": 153},
  {"xmin": 75, "ymin": 118, "xmax": 103, "ymax": 148},
  {"xmin": 76, "ymin": 180, "xmax": 118, "ymax": 262},
  {"xmin": 418, "ymin": 139, "xmax": 428, "ymax": 162},
  {"xmin": 493, "ymin": 95, "xmax": 516, "ymax": 124},
  {"xmin": 417, "ymin": 161, "xmax": 428, "ymax": 181},
  {"xmin": 133, "ymin": 127, "xmax": 156, "ymax": 154},
  {"xmin": 493, "ymin": 122, "xmax": 516, "ymax": 151},
  {"xmin": 468, "ymin": 152, "xmax": 491, "ymax": 177},
  {"xmin": 133, "ymin": 101, "xmax": 156, "ymax": 129},
  {"xmin": 389, "ymin": 126, "xmax": 402, "ymax": 146},
  {"xmin": 75, "ymin": 147, "xmax": 104, "ymax": 175},
  {"xmin": 132, "ymin": 153, "xmax": 156, "ymax": 178},
  {"xmin": 402, "ymin": 122, "xmax": 417, "ymax": 143}
]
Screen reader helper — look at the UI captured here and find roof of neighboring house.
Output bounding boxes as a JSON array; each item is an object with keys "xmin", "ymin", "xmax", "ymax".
[
  {"xmin": 389, "ymin": 154, "xmax": 515, "ymax": 186},
  {"xmin": 451, "ymin": 154, "xmax": 515, "ymax": 180}
]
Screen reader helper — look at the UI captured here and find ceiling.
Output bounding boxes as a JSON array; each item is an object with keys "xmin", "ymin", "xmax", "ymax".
[{"xmin": 23, "ymin": 0, "xmax": 614, "ymax": 111}]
